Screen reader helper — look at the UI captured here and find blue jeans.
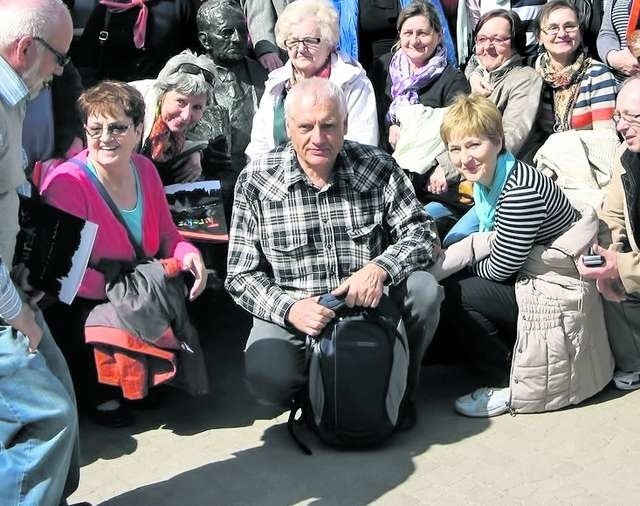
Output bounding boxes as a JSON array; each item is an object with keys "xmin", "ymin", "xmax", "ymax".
[
  {"xmin": 424, "ymin": 202, "xmax": 480, "ymax": 248},
  {"xmin": 0, "ymin": 311, "xmax": 79, "ymax": 506}
]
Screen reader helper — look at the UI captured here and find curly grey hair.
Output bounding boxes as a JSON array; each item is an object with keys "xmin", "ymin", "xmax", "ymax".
[{"xmin": 275, "ymin": 0, "xmax": 339, "ymax": 51}]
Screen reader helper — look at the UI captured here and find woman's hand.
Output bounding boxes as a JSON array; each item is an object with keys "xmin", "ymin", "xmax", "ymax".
[
  {"xmin": 388, "ymin": 124, "xmax": 401, "ymax": 149},
  {"xmin": 174, "ymin": 152, "xmax": 203, "ymax": 183},
  {"xmin": 426, "ymin": 164, "xmax": 448, "ymax": 194},
  {"xmin": 182, "ymin": 252, "xmax": 208, "ymax": 301},
  {"xmin": 469, "ymin": 72, "xmax": 492, "ymax": 96},
  {"xmin": 607, "ymin": 48, "xmax": 640, "ymax": 76}
]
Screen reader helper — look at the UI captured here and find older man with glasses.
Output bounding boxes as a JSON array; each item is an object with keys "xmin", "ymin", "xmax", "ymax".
[
  {"xmin": 0, "ymin": 1, "xmax": 85, "ymax": 505},
  {"xmin": 579, "ymin": 75, "xmax": 640, "ymax": 391}
]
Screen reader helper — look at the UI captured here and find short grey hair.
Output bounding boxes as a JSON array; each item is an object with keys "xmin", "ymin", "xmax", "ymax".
[
  {"xmin": 0, "ymin": 0, "xmax": 70, "ymax": 50},
  {"xmin": 154, "ymin": 50, "xmax": 215, "ymax": 105},
  {"xmin": 275, "ymin": 0, "xmax": 339, "ymax": 51},
  {"xmin": 284, "ymin": 77, "xmax": 347, "ymax": 121}
]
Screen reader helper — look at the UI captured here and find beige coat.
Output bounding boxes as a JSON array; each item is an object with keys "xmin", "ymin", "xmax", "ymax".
[
  {"xmin": 598, "ymin": 144, "xmax": 640, "ymax": 295},
  {"xmin": 432, "ymin": 205, "xmax": 614, "ymax": 413}
]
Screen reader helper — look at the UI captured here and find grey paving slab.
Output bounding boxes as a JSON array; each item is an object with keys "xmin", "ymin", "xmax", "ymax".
[{"xmin": 68, "ymin": 293, "xmax": 640, "ymax": 505}]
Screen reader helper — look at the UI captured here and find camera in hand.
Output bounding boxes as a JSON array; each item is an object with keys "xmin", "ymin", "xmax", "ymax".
[{"xmin": 582, "ymin": 246, "xmax": 604, "ymax": 267}]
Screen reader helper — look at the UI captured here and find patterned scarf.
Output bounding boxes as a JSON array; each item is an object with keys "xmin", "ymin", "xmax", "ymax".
[
  {"xmin": 386, "ymin": 45, "xmax": 448, "ymax": 125},
  {"xmin": 144, "ymin": 115, "xmax": 185, "ymax": 163},
  {"xmin": 99, "ymin": 0, "xmax": 149, "ymax": 49},
  {"xmin": 539, "ymin": 51, "xmax": 590, "ymax": 132}
]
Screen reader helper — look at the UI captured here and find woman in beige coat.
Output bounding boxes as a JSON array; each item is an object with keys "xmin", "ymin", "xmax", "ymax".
[{"xmin": 436, "ymin": 95, "xmax": 613, "ymax": 417}]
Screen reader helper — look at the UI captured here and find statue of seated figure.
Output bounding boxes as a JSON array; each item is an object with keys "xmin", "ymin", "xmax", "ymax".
[{"xmin": 190, "ymin": 0, "xmax": 267, "ymax": 213}]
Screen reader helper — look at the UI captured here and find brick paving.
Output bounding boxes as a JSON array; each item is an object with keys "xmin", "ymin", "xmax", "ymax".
[{"xmin": 69, "ymin": 292, "xmax": 640, "ymax": 505}]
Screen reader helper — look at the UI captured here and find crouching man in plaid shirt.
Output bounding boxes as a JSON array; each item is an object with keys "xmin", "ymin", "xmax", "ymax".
[{"xmin": 226, "ymin": 78, "xmax": 443, "ymax": 429}]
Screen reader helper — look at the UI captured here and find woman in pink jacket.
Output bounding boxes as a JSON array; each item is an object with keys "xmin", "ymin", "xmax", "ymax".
[{"xmin": 41, "ymin": 81, "xmax": 207, "ymax": 426}]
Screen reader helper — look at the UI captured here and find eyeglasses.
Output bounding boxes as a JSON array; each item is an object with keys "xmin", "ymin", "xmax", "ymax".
[
  {"xmin": 33, "ymin": 37, "xmax": 70, "ymax": 68},
  {"xmin": 284, "ymin": 37, "xmax": 321, "ymax": 51},
  {"xmin": 613, "ymin": 111, "xmax": 640, "ymax": 124},
  {"xmin": 85, "ymin": 122, "xmax": 133, "ymax": 139},
  {"xmin": 475, "ymin": 35, "xmax": 511, "ymax": 47},
  {"xmin": 175, "ymin": 63, "xmax": 215, "ymax": 86},
  {"xmin": 541, "ymin": 23, "xmax": 580, "ymax": 37}
]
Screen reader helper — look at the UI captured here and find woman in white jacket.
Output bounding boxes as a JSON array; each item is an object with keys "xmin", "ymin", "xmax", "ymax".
[{"xmin": 245, "ymin": 0, "xmax": 379, "ymax": 160}]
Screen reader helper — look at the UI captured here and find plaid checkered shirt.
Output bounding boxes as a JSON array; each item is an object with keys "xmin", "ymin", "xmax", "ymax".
[{"xmin": 225, "ymin": 140, "xmax": 438, "ymax": 326}]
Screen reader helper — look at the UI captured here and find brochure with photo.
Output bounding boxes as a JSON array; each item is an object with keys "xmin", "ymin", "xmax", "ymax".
[{"xmin": 16, "ymin": 196, "xmax": 98, "ymax": 304}]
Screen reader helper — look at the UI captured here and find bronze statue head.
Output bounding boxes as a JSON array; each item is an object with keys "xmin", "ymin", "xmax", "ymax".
[{"xmin": 197, "ymin": 0, "xmax": 249, "ymax": 64}]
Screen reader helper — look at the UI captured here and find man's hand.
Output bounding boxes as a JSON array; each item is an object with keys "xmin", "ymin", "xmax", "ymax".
[
  {"xmin": 388, "ymin": 124, "xmax": 401, "ymax": 149},
  {"xmin": 577, "ymin": 244, "xmax": 620, "ymax": 280},
  {"xmin": 332, "ymin": 263, "xmax": 387, "ymax": 308},
  {"xmin": 174, "ymin": 152, "xmax": 203, "ymax": 183},
  {"xmin": 258, "ymin": 53, "xmax": 284, "ymax": 72},
  {"xmin": 468, "ymin": 72, "xmax": 493, "ymax": 96},
  {"xmin": 596, "ymin": 278, "xmax": 626, "ymax": 302},
  {"xmin": 287, "ymin": 296, "xmax": 335, "ymax": 336},
  {"xmin": 182, "ymin": 252, "xmax": 208, "ymax": 301},
  {"xmin": 7, "ymin": 303, "xmax": 43, "ymax": 352},
  {"xmin": 607, "ymin": 48, "xmax": 640, "ymax": 76}
]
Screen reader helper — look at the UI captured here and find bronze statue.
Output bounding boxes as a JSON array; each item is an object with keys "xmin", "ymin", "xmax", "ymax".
[{"xmin": 190, "ymin": 0, "xmax": 267, "ymax": 212}]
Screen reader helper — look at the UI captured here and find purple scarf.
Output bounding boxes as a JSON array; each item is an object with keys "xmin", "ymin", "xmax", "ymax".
[{"xmin": 386, "ymin": 45, "xmax": 448, "ymax": 125}]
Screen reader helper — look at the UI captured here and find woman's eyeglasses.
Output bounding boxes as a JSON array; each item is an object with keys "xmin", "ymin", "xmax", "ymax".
[
  {"xmin": 284, "ymin": 37, "xmax": 321, "ymax": 51},
  {"xmin": 33, "ymin": 37, "xmax": 70, "ymax": 67},
  {"xmin": 541, "ymin": 23, "xmax": 580, "ymax": 37},
  {"xmin": 85, "ymin": 122, "xmax": 133, "ymax": 139},
  {"xmin": 175, "ymin": 63, "xmax": 215, "ymax": 85},
  {"xmin": 475, "ymin": 35, "xmax": 511, "ymax": 47},
  {"xmin": 613, "ymin": 111, "xmax": 640, "ymax": 125}
]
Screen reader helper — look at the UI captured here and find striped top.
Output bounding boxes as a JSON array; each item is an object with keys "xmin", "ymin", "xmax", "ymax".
[
  {"xmin": 538, "ymin": 60, "xmax": 618, "ymax": 134},
  {"xmin": 473, "ymin": 160, "xmax": 577, "ymax": 281},
  {"xmin": 612, "ymin": 0, "xmax": 632, "ymax": 49}
]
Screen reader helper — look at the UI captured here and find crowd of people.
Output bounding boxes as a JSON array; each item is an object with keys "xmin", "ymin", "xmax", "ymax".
[{"xmin": 1, "ymin": 0, "xmax": 640, "ymax": 503}]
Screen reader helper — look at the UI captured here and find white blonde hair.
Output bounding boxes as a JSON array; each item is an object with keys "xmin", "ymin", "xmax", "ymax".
[{"xmin": 275, "ymin": 0, "xmax": 339, "ymax": 51}]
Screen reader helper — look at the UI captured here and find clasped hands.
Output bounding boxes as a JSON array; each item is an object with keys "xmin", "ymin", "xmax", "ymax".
[{"xmin": 286, "ymin": 263, "xmax": 388, "ymax": 336}]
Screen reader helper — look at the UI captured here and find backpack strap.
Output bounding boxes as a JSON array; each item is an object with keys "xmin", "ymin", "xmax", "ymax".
[{"xmin": 67, "ymin": 157, "xmax": 146, "ymax": 261}]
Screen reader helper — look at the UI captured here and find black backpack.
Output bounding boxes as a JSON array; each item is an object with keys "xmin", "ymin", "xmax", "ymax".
[{"xmin": 288, "ymin": 293, "xmax": 409, "ymax": 454}]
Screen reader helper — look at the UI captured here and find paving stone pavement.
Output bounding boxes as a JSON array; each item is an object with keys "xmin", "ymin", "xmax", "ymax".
[{"xmin": 69, "ymin": 291, "xmax": 640, "ymax": 505}]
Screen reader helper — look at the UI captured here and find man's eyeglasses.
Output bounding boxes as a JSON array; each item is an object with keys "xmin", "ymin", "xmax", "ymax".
[
  {"xmin": 85, "ymin": 122, "xmax": 133, "ymax": 139},
  {"xmin": 33, "ymin": 37, "xmax": 70, "ymax": 68},
  {"xmin": 613, "ymin": 111, "xmax": 640, "ymax": 125},
  {"xmin": 475, "ymin": 35, "xmax": 511, "ymax": 47},
  {"xmin": 284, "ymin": 37, "xmax": 321, "ymax": 51},
  {"xmin": 541, "ymin": 23, "xmax": 580, "ymax": 37},
  {"xmin": 175, "ymin": 63, "xmax": 215, "ymax": 86}
]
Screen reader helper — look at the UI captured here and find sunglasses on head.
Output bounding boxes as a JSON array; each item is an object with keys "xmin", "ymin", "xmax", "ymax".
[{"xmin": 175, "ymin": 63, "xmax": 215, "ymax": 85}]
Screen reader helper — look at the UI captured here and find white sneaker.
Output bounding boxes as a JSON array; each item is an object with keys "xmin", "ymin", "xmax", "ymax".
[
  {"xmin": 454, "ymin": 387, "xmax": 510, "ymax": 417},
  {"xmin": 613, "ymin": 370, "xmax": 640, "ymax": 390}
]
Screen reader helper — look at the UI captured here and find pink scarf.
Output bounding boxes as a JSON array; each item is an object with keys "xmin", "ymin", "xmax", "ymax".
[{"xmin": 99, "ymin": 0, "xmax": 149, "ymax": 49}]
